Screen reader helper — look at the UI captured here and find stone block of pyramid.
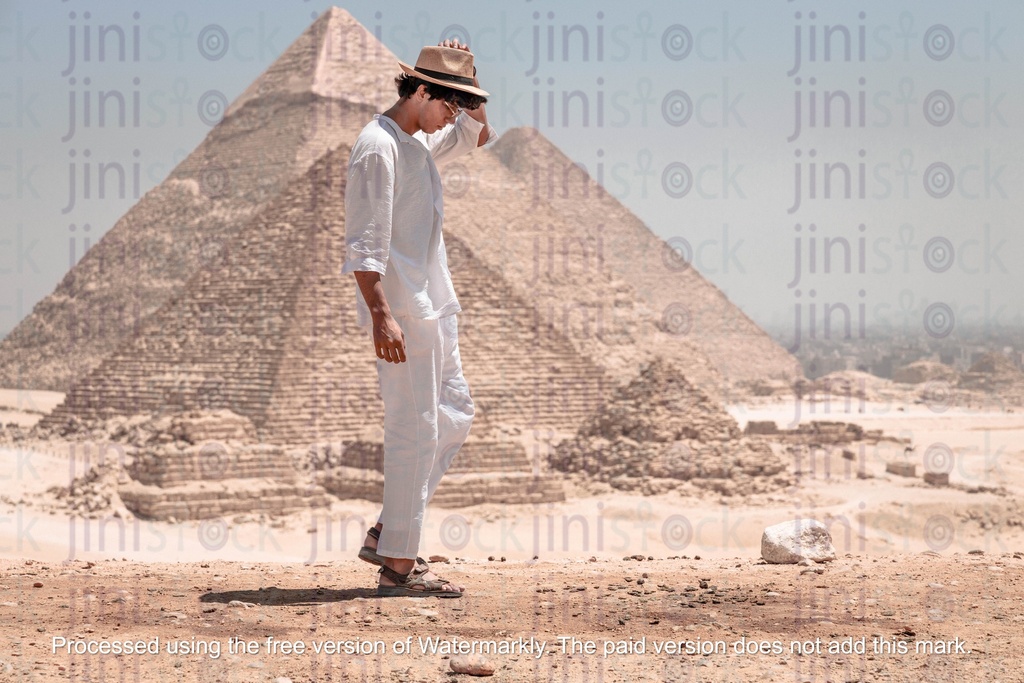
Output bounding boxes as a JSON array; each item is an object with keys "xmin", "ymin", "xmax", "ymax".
[
  {"xmin": 552, "ymin": 359, "xmax": 790, "ymax": 497},
  {"xmin": 40, "ymin": 140, "xmax": 611, "ymax": 442},
  {"xmin": 112, "ymin": 411, "xmax": 330, "ymax": 521},
  {"xmin": 317, "ymin": 434, "xmax": 565, "ymax": 508}
]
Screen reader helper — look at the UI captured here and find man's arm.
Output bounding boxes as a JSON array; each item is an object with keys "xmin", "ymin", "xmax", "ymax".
[
  {"xmin": 343, "ymin": 147, "xmax": 406, "ymax": 363},
  {"xmin": 466, "ymin": 71, "xmax": 489, "ymax": 147},
  {"xmin": 440, "ymin": 38, "xmax": 492, "ymax": 147},
  {"xmin": 352, "ymin": 271, "xmax": 406, "ymax": 364}
]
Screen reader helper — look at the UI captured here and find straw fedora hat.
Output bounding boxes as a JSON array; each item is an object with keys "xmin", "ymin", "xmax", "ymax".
[{"xmin": 399, "ymin": 45, "xmax": 489, "ymax": 98}]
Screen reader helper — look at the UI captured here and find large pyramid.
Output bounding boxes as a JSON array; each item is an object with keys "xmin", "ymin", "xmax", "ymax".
[
  {"xmin": 40, "ymin": 144, "xmax": 612, "ymax": 444},
  {"xmin": 1, "ymin": 7, "xmax": 796, "ymax": 398},
  {"xmin": 0, "ymin": 8, "xmax": 395, "ymax": 391},
  {"xmin": 18, "ymin": 8, "xmax": 799, "ymax": 451}
]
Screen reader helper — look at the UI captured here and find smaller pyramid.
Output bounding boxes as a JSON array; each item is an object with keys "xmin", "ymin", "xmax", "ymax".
[
  {"xmin": 551, "ymin": 359, "xmax": 789, "ymax": 497},
  {"xmin": 489, "ymin": 129, "xmax": 800, "ymax": 386},
  {"xmin": 113, "ymin": 410, "xmax": 330, "ymax": 521}
]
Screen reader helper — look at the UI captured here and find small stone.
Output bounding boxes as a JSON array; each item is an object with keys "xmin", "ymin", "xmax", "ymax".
[
  {"xmin": 274, "ymin": 678, "xmax": 293, "ymax": 683},
  {"xmin": 32, "ymin": 582, "xmax": 43, "ymax": 588},
  {"xmin": 428, "ymin": 555, "xmax": 449, "ymax": 564},
  {"xmin": 450, "ymin": 654, "xmax": 495, "ymax": 676},
  {"xmin": 886, "ymin": 462, "xmax": 916, "ymax": 477}
]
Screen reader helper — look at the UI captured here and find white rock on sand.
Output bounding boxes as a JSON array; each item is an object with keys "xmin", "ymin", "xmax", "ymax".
[
  {"xmin": 450, "ymin": 654, "xmax": 496, "ymax": 676},
  {"xmin": 761, "ymin": 519, "xmax": 836, "ymax": 564}
]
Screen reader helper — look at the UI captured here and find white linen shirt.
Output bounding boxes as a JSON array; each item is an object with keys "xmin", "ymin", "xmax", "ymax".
[{"xmin": 343, "ymin": 112, "xmax": 496, "ymax": 326}]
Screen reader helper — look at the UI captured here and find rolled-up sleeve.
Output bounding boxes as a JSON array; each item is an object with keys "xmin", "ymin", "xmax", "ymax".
[
  {"xmin": 342, "ymin": 151, "xmax": 394, "ymax": 275},
  {"xmin": 426, "ymin": 113, "xmax": 498, "ymax": 164}
]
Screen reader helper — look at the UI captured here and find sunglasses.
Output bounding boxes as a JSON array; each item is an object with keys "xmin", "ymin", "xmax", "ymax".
[{"xmin": 442, "ymin": 100, "xmax": 463, "ymax": 119}]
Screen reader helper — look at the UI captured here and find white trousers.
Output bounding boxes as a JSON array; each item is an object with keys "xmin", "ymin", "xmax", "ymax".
[{"xmin": 374, "ymin": 314, "xmax": 474, "ymax": 559}]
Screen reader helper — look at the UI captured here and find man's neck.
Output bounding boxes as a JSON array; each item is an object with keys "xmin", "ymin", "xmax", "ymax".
[{"xmin": 383, "ymin": 98, "xmax": 419, "ymax": 136}]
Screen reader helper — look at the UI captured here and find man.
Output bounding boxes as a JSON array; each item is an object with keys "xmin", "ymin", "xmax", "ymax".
[{"xmin": 342, "ymin": 40, "xmax": 494, "ymax": 597}]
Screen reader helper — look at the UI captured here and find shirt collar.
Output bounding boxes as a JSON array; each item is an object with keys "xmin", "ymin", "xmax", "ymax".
[{"xmin": 377, "ymin": 114, "xmax": 422, "ymax": 147}]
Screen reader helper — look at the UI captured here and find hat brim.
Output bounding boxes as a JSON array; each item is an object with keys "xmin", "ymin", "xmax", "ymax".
[{"xmin": 399, "ymin": 61, "xmax": 490, "ymax": 98}]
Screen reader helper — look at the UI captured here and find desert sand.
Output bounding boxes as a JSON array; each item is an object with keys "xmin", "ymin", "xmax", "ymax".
[{"xmin": 1, "ymin": 390, "xmax": 1022, "ymax": 681}]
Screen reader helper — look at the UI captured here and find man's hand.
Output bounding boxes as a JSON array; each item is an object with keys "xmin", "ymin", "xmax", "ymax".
[
  {"xmin": 353, "ymin": 271, "xmax": 406, "ymax": 363},
  {"xmin": 373, "ymin": 313, "xmax": 407, "ymax": 364},
  {"xmin": 439, "ymin": 38, "xmax": 470, "ymax": 52}
]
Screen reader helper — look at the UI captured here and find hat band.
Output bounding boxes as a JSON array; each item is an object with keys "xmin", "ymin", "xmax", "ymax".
[{"xmin": 415, "ymin": 67, "xmax": 475, "ymax": 87}]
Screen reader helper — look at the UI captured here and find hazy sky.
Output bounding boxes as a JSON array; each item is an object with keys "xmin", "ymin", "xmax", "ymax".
[{"xmin": 2, "ymin": 0, "xmax": 1022, "ymax": 348}]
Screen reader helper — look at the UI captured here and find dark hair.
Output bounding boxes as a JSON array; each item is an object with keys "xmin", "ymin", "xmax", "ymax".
[{"xmin": 394, "ymin": 74, "xmax": 487, "ymax": 110}]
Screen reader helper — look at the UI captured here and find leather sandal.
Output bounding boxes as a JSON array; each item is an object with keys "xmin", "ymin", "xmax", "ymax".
[
  {"xmin": 358, "ymin": 527, "xmax": 430, "ymax": 574},
  {"xmin": 376, "ymin": 564, "xmax": 463, "ymax": 598}
]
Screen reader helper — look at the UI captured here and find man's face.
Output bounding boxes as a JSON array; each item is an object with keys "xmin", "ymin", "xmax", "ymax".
[{"xmin": 417, "ymin": 86, "xmax": 460, "ymax": 133}]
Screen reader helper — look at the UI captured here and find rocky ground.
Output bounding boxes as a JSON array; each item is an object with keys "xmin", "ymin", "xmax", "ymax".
[
  {"xmin": 3, "ymin": 388, "xmax": 1024, "ymax": 681},
  {"xmin": 1, "ymin": 553, "xmax": 1021, "ymax": 683}
]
